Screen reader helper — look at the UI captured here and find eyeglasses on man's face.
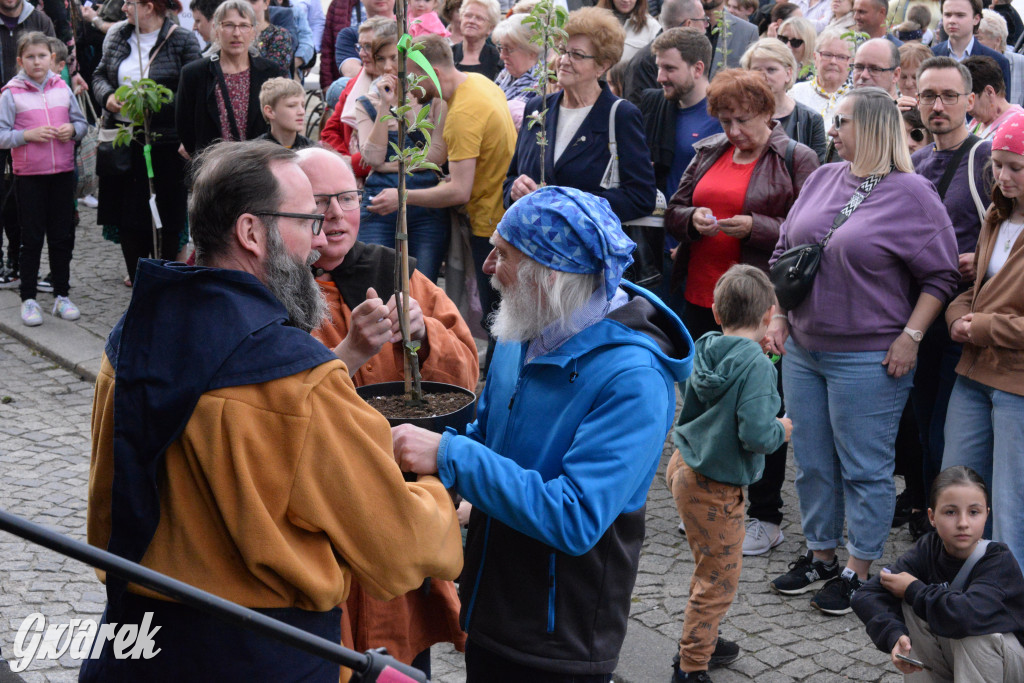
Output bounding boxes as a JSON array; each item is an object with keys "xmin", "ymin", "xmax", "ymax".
[
  {"xmin": 680, "ymin": 15, "xmax": 712, "ymax": 26},
  {"xmin": 256, "ymin": 211, "xmax": 326, "ymax": 235},
  {"xmin": 852, "ymin": 63, "xmax": 896, "ymax": 75},
  {"xmin": 778, "ymin": 35, "xmax": 805, "ymax": 48},
  {"xmin": 917, "ymin": 91, "xmax": 969, "ymax": 106},
  {"xmin": 314, "ymin": 191, "xmax": 363, "ymax": 212}
]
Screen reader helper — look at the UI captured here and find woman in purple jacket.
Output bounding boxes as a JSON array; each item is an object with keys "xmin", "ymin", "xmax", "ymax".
[{"xmin": 765, "ymin": 87, "xmax": 960, "ymax": 617}]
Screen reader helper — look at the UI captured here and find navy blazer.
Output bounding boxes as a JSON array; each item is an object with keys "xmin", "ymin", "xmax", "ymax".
[
  {"xmin": 932, "ymin": 39, "xmax": 1012, "ymax": 96},
  {"xmin": 503, "ymin": 83, "xmax": 657, "ymax": 223}
]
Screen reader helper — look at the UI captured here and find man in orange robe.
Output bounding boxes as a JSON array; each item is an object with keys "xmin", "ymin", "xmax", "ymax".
[{"xmin": 298, "ymin": 147, "xmax": 476, "ymax": 678}]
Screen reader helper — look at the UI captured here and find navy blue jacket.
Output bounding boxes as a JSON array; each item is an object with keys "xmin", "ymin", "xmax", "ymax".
[
  {"xmin": 503, "ymin": 83, "xmax": 657, "ymax": 224},
  {"xmin": 932, "ymin": 39, "xmax": 1013, "ymax": 96},
  {"xmin": 852, "ymin": 532, "xmax": 1024, "ymax": 654}
]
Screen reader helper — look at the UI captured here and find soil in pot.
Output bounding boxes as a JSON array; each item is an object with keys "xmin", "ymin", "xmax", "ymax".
[{"xmin": 365, "ymin": 391, "xmax": 474, "ymax": 420}]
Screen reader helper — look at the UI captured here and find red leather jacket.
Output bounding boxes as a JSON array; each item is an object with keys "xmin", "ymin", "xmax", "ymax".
[{"xmin": 664, "ymin": 122, "xmax": 819, "ymax": 289}]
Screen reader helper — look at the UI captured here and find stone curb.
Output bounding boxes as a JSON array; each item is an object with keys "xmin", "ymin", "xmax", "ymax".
[{"xmin": 0, "ymin": 292, "xmax": 104, "ymax": 384}]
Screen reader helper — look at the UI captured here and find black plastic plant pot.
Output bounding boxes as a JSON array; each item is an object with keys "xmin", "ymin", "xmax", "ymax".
[{"xmin": 356, "ymin": 381, "xmax": 478, "ymax": 435}]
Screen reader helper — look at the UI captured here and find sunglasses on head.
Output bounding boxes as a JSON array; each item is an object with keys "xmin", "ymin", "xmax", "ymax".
[
  {"xmin": 778, "ymin": 35, "xmax": 805, "ymax": 48},
  {"xmin": 909, "ymin": 127, "xmax": 925, "ymax": 142}
]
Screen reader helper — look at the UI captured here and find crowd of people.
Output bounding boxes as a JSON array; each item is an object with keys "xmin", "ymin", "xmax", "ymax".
[{"xmin": 0, "ymin": 0, "xmax": 1021, "ymax": 679}]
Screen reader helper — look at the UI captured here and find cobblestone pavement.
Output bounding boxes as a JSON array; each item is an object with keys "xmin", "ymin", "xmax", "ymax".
[{"xmin": 0, "ymin": 208, "xmax": 914, "ymax": 682}]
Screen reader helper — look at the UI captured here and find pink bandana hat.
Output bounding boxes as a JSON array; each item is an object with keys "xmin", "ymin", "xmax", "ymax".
[{"xmin": 992, "ymin": 111, "xmax": 1024, "ymax": 155}]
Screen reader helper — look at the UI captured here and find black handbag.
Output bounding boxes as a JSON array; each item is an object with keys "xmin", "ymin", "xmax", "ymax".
[
  {"xmin": 95, "ymin": 116, "xmax": 132, "ymax": 176},
  {"xmin": 770, "ymin": 170, "xmax": 887, "ymax": 310}
]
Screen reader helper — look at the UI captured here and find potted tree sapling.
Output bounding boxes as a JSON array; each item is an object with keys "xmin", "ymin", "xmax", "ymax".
[{"xmin": 355, "ymin": 3, "xmax": 476, "ymax": 432}]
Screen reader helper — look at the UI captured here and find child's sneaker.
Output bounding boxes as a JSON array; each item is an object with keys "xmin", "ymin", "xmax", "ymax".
[
  {"xmin": 810, "ymin": 569, "xmax": 864, "ymax": 616},
  {"xmin": 21, "ymin": 299, "xmax": 42, "ymax": 326},
  {"xmin": 0, "ymin": 264, "xmax": 18, "ymax": 289},
  {"xmin": 37, "ymin": 273, "xmax": 53, "ymax": 293},
  {"xmin": 52, "ymin": 296, "xmax": 80, "ymax": 321},
  {"xmin": 769, "ymin": 550, "xmax": 839, "ymax": 595}
]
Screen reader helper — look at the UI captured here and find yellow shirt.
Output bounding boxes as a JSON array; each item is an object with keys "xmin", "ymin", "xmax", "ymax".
[{"xmin": 443, "ymin": 73, "xmax": 517, "ymax": 238}]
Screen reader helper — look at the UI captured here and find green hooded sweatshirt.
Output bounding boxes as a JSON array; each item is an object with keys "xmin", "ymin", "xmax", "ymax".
[{"xmin": 672, "ymin": 332, "xmax": 786, "ymax": 486}]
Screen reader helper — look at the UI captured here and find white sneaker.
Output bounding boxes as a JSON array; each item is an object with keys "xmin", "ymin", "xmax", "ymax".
[
  {"xmin": 742, "ymin": 518, "xmax": 783, "ymax": 556},
  {"xmin": 52, "ymin": 296, "xmax": 81, "ymax": 321},
  {"xmin": 677, "ymin": 521, "xmax": 686, "ymax": 537},
  {"xmin": 21, "ymin": 299, "xmax": 42, "ymax": 326},
  {"xmin": 81, "ymin": 194, "xmax": 99, "ymax": 208}
]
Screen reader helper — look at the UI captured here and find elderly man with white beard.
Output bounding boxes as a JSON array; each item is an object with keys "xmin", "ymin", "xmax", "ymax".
[
  {"xmin": 392, "ymin": 186, "xmax": 695, "ymax": 683},
  {"xmin": 83, "ymin": 141, "xmax": 463, "ymax": 682}
]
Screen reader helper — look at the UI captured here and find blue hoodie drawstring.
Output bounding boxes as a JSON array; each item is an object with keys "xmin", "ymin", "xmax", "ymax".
[{"xmin": 569, "ymin": 357, "xmax": 579, "ymax": 383}]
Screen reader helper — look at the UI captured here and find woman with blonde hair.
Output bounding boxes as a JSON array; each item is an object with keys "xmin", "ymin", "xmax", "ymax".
[
  {"xmin": 742, "ymin": 38, "xmax": 826, "ymax": 161},
  {"xmin": 492, "ymin": 13, "xmax": 544, "ymax": 128},
  {"xmin": 789, "ymin": 27, "xmax": 855, "ymax": 122},
  {"xmin": 597, "ymin": 0, "xmax": 660, "ymax": 63},
  {"xmin": 452, "ymin": 0, "xmax": 503, "ymax": 79},
  {"xmin": 766, "ymin": 87, "xmax": 960, "ymax": 616},
  {"xmin": 777, "ymin": 17, "xmax": 815, "ymax": 82},
  {"xmin": 504, "ymin": 7, "xmax": 656, "ymax": 224}
]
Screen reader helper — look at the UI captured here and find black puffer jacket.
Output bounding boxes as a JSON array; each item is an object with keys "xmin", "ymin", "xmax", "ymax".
[
  {"xmin": 0, "ymin": 2, "xmax": 54, "ymax": 87},
  {"xmin": 92, "ymin": 18, "xmax": 202, "ymax": 141}
]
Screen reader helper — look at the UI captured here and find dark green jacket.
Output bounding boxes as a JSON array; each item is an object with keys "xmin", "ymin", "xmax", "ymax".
[{"xmin": 673, "ymin": 332, "xmax": 785, "ymax": 486}]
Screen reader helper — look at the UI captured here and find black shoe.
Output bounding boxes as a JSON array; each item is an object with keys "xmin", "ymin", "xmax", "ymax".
[
  {"xmin": 769, "ymin": 550, "xmax": 840, "ymax": 595},
  {"xmin": 892, "ymin": 489, "xmax": 911, "ymax": 527},
  {"xmin": 672, "ymin": 669, "xmax": 712, "ymax": 683},
  {"xmin": 37, "ymin": 273, "xmax": 53, "ymax": 293},
  {"xmin": 709, "ymin": 637, "xmax": 739, "ymax": 667},
  {"xmin": 0, "ymin": 264, "xmax": 17, "ymax": 289},
  {"xmin": 908, "ymin": 509, "xmax": 931, "ymax": 540},
  {"xmin": 810, "ymin": 573, "xmax": 865, "ymax": 616}
]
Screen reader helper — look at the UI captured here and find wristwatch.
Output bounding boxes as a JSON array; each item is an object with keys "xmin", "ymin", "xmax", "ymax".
[{"xmin": 903, "ymin": 327, "xmax": 924, "ymax": 343}]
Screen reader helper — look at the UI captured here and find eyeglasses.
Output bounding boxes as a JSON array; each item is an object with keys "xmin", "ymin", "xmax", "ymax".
[
  {"xmin": 852, "ymin": 63, "xmax": 896, "ymax": 74},
  {"xmin": 497, "ymin": 43, "xmax": 520, "ymax": 55},
  {"xmin": 917, "ymin": 91, "xmax": 969, "ymax": 105},
  {"xmin": 909, "ymin": 127, "xmax": 925, "ymax": 142},
  {"xmin": 314, "ymin": 191, "xmax": 363, "ymax": 212},
  {"xmin": 681, "ymin": 15, "xmax": 712, "ymax": 26},
  {"xmin": 256, "ymin": 211, "xmax": 326, "ymax": 235},
  {"xmin": 778, "ymin": 35, "xmax": 805, "ymax": 48},
  {"xmin": 832, "ymin": 114, "xmax": 852, "ymax": 130},
  {"xmin": 560, "ymin": 48, "xmax": 598, "ymax": 63},
  {"xmin": 357, "ymin": 42, "xmax": 374, "ymax": 53},
  {"xmin": 219, "ymin": 22, "xmax": 254, "ymax": 33},
  {"xmin": 817, "ymin": 50, "xmax": 851, "ymax": 62}
]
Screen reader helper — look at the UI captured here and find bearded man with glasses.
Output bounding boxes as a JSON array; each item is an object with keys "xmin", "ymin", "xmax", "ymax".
[{"xmin": 83, "ymin": 140, "xmax": 464, "ymax": 682}]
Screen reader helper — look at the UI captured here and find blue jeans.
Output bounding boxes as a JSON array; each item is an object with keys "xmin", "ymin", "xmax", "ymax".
[
  {"xmin": 942, "ymin": 375, "xmax": 1024, "ymax": 566},
  {"xmin": 783, "ymin": 338, "xmax": 913, "ymax": 560},
  {"xmin": 358, "ymin": 171, "xmax": 450, "ymax": 282}
]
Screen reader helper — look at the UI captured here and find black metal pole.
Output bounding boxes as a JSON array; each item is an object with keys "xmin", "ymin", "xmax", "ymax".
[{"xmin": 0, "ymin": 508, "xmax": 426, "ymax": 683}]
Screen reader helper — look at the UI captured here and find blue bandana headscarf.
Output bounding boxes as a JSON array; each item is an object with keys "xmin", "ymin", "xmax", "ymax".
[{"xmin": 497, "ymin": 186, "xmax": 636, "ymax": 300}]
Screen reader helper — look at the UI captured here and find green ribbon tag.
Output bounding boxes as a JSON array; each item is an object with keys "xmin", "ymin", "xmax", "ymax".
[
  {"xmin": 143, "ymin": 143, "xmax": 154, "ymax": 179},
  {"xmin": 397, "ymin": 34, "xmax": 442, "ymax": 98}
]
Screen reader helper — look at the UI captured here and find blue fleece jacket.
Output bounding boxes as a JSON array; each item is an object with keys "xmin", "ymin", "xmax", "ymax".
[{"xmin": 436, "ymin": 282, "xmax": 693, "ymax": 674}]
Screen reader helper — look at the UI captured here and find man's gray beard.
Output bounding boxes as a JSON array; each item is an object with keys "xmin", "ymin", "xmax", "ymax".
[
  {"xmin": 489, "ymin": 270, "xmax": 560, "ymax": 343},
  {"xmin": 263, "ymin": 223, "xmax": 329, "ymax": 333}
]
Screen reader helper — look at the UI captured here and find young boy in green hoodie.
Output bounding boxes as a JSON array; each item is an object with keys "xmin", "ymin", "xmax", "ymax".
[{"xmin": 666, "ymin": 264, "xmax": 793, "ymax": 683}]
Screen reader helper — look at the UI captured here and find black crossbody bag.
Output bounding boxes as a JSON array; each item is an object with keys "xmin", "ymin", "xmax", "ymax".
[{"xmin": 770, "ymin": 169, "xmax": 887, "ymax": 310}]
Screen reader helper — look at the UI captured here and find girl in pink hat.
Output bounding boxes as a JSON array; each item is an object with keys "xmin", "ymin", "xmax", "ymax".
[{"xmin": 941, "ymin": 109, "xmax": 1024, "ymax": 569}]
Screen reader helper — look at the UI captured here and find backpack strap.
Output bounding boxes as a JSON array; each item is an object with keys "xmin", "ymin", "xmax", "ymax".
[
  {"xmin": 967, "ymin": 137, "xmax": 987, "ymax": 226},
  {"xmin": 949, "ymin": 539, "xmax": 991, "ymax": 592}
]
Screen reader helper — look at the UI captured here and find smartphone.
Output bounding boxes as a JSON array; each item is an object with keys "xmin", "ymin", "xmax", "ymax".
[{"xmin": 895, "ymin": 653, "xmax": 931, "ymax": 671}]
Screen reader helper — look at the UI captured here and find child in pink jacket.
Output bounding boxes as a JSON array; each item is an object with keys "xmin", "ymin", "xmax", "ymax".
[{"xmin": 0, "ymin": 31, "xmax": 87, "ymax": 327}]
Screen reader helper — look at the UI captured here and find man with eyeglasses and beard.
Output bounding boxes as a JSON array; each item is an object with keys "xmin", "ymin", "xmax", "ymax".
[
  {"xmin": 623, "ymin": 0, "xmax": 758, "ymax": 103},
  {"xmin": 82, "ymin": 140, "xmax": 463, "ymax": 683},
  {"xmin": 901, "ymin": 56, "xmax": 993, "ymax": 542}
]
